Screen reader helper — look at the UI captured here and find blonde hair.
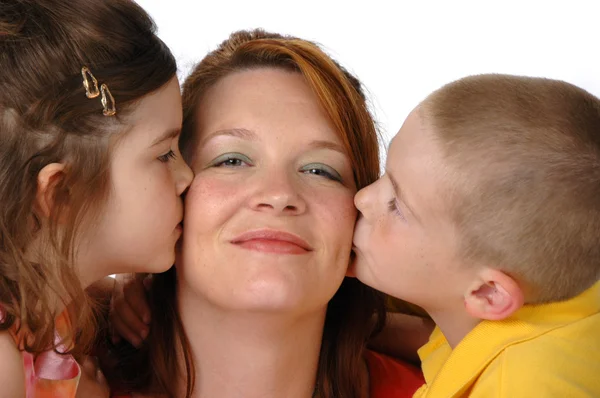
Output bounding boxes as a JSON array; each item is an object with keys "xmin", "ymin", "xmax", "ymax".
[{"xmin": 422, "ymin": 74, "xmax": 600, "ymax": 303}]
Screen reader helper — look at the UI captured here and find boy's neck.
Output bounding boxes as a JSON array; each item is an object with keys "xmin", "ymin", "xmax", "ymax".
[{"xmin": 428, "ymin": 308, "xmax": 482, "ymax": 349}]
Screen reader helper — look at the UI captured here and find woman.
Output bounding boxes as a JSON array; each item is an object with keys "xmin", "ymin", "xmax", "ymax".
[{"xmin": 107, "ymin": 29, "xmax": 424, "ymax": 398}]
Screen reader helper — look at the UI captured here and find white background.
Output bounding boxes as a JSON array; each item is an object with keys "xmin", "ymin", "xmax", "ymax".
[{"xmin": 137, "ymin": 0, "xmax": 600, "ymax": 153}]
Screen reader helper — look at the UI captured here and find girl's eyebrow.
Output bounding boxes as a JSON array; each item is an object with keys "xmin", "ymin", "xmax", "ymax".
[{"xmin": 151, "ymin": 127, "xmax": 181, "ymax": 148}]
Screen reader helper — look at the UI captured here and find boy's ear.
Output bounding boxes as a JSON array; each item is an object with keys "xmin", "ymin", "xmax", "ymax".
[
  {"xmin": 36, "ymin": 163, "xmax": 66, "ymax": 219},
  {"xmin": 464, "ymin": 268, "xmax": 524, "ymax": 321}
]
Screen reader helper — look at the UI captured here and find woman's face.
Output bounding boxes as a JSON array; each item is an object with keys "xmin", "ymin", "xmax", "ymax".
[{"xmin": 179, "ymin": 68, "xmax": 357, "ymax": 313}]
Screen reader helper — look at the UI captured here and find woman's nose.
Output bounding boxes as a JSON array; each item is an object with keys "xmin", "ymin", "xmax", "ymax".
[{"xmin": 248, "ymin": 170, "xmax": 306, "ymax": 215}]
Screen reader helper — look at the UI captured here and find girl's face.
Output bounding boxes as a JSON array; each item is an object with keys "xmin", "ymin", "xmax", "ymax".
[
  {"xmin": 77, "ymin": 77, "xmax": 193, "ymax": 281},
  {"xmin": 179, "ymin": 68, "xmax": 357, "ymax": 313}
]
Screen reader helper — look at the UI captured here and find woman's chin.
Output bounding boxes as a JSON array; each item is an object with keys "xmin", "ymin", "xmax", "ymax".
[
  {"xmin": 204, "ymin": 283, "xmax": 330, "ymax": 316},
  {"xmin": 230, "ymin": 285, "xmax": 313, "ymax": 312}
]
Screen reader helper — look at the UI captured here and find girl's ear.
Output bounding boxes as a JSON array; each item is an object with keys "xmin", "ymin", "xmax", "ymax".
[{"xmin": 36, "ymin": 163, "xmax": 66, "ymax": 218}]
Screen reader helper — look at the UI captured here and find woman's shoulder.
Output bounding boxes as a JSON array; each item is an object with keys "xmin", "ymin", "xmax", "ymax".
[
  {"xmin": 0, "ymin": 331, "xmax": 26, "ymax": 397},
  {"xmin": 365, "ymin": 349, "xmax": 424, "ymax": 398}
]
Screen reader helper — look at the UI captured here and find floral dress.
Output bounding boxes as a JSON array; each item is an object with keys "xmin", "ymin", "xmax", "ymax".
[{"xmin": 2, "ymin": 308, "xmax": 81, "ymax": 398}]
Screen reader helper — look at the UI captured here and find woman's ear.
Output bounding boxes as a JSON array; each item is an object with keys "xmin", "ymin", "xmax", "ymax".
[
  {"xmin": 36, "ymin": 163, "xmax": 66, "ymax": 219},
  {"xmin": 463, "ymin": 268, "xmax": 524, "ymax": 321}
]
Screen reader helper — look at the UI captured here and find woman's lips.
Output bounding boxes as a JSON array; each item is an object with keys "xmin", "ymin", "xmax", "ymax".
[{"xmin": 231, "ymin": 229, "xmax": 313, "ymax": 255}]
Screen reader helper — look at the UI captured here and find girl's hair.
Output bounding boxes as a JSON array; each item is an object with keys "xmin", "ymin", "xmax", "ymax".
[
  {"xmin": 0, "ymin": 0, "xmax": 176, "ymax": 357},
  {"xmin": 113, "ymin": 29, "xmax": 386, "ymax": 398}
]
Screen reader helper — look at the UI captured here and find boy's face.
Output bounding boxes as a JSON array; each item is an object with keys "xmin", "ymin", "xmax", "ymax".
[{"xmin": 352, "ymin": 109, "xmax": 471, "ymax": 311}]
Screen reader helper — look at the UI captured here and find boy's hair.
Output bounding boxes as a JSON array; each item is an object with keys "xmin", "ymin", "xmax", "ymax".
[
  {"xmin": 0, "ymin": 0, "xmax": 176, "ymax": 357},
  {"xmin": 422, "ymin": 74, "xmax": 600, "ymax": 303}
]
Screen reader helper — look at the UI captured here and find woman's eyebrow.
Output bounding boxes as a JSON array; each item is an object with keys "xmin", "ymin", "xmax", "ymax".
[
  {"xmin": 308, "ymin": 140, "xmax": 346, "ymax": 155},
  {"xmin": 199, "ymin": 127, "xmax": 258, "ymax": 147},
  {"xmin": 199, "ymin": 129, "xmax": 346, "ymax": 158}
]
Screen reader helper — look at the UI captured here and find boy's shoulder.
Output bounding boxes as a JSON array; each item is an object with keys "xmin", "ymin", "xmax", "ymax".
[
  {"xmin": 0, "ymin": 331, "xmax": 26, "ymax": 397},
  {"xmin": 475, "ymin": 311, "xmax": 600, "ymax": 397},
  {"xmin": 505, "ymin": 303, "xmax": 600, "ymax": 354},
  {"xmin": 420, "ymin": 301, "xmax": 600, "ymax": 397}
]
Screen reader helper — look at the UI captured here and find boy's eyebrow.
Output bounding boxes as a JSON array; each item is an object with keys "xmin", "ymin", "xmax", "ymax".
[
  {"xmin": 386, "ymin": 170, "xmax": 421, "ymax": 222},
  {"xmin": 151, "ymin": 127, "xmax": 181, "ymax": 147}
]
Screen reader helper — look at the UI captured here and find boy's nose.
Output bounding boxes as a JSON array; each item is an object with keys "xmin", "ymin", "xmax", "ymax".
[{"xmin": 354, "ymin": 185, "xmax": 374, "ymax": 218}]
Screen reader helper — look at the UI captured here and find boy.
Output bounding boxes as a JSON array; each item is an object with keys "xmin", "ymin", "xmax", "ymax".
[{"xmin": 353, "ymin": 74, "xmax": 600, "ymax": 397}]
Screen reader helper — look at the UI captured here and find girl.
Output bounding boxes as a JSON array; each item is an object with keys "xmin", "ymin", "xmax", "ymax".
[{"xmin": 0, "ymin": 0, "xmax": 192, "ymax": 396}]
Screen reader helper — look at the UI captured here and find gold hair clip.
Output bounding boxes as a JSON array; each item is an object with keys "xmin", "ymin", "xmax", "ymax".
[
  {"xmin": 81, "ymin": 66, "xmax": 117, "ymax": 116},
  {"xmin": 81, "ymin": 66, "xmax": 99, "ymax": 98},
  {"xmin": 100, "ymin": 84, "xmax": 116, "ymax": 116}
]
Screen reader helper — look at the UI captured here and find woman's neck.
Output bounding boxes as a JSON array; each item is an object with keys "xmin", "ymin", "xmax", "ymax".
[{"xmin": 177, "ymin": 285, "xmax": 326, "ymax": 398}]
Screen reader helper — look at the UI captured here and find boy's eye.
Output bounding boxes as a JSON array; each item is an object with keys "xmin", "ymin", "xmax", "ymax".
[
  {"xmin": 158, "ymin": 150, "xmax": 177, "ymax": 163},
  {"xmin": 388, "ymin": 198, "xmax": 405, "ymax": 220}
]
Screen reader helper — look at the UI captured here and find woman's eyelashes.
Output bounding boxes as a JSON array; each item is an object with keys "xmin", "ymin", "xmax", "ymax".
[
  {"xmin": 210, "ymin": 152, "xmax": 252, "ymax": 168},
  {"xmin": 301, "ymin": 163, "xmax": 343, "ymax": 182},
  {"xmin": 158, "ymin": 149, "xmax": 177, "ymax": 163},
  {"xmin": 208, "ymin": 152, "xmax": 343, "ymax": 183}
]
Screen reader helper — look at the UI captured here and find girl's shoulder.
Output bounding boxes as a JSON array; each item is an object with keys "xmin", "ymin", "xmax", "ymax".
[
  {"xmin": 0, "ymin": 309, "xmax": 81, "ymax": 398},
  {"xmin": 0, "ymin": 330, "xmax": 26, "ymax": 397}
]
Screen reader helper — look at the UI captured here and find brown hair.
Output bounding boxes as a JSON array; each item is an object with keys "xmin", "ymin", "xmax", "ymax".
[
  {"xmin": 114, "ymin": 29, "xmax": 386, "ymax": 398},
  {"xmin": 421, "ymin": 73, "xmax": 600, "ymax": 303},
  {"xmin": 0, "ymin": 0, "xmax": 176, "ymax": 358}
]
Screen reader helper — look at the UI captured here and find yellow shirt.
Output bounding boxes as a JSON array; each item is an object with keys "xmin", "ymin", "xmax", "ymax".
[{"xmin": 414, "ymin": 281, "xmax": 600, "ymax": 397}]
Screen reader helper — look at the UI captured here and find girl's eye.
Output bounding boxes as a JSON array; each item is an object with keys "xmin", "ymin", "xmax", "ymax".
[
  {"xmin": 388, "ymin": 198, "xmax": 406, "ymax": 219},
  {"xmin": 210, "ymin": 153, "xmax": 252, "ymax": 168},
  {"xmin": 301, "ymin": 163, "xmax": 342, "ymax": 182},
  {"xmin": 158, "ymin": 150, "xmax": 177, "ymax": 163}
]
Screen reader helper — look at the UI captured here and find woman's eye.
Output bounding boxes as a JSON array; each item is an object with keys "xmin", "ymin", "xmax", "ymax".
[
  {"xmin": 217, "ymin": 158, "xmax": 244, "ymax": 167},
  {"xmin": 301, "ymin": 163, "xmax": 342, "ymax": 182},
  {"xmin": 210, "ymin": 153, "xmax": 252, "ymax": 168},
  {"xmin": 158, "ymin": 150, "xmax": 177, "ymax": 163}
]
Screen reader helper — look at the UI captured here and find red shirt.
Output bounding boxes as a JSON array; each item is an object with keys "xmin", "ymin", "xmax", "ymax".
[
  {"xmin": 112, "ymin": 350, "xmax": 424, "ymax": 397},
  {"xmin": 365, "ymin": 349, "xmax": 425, "ymax": 398}
]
